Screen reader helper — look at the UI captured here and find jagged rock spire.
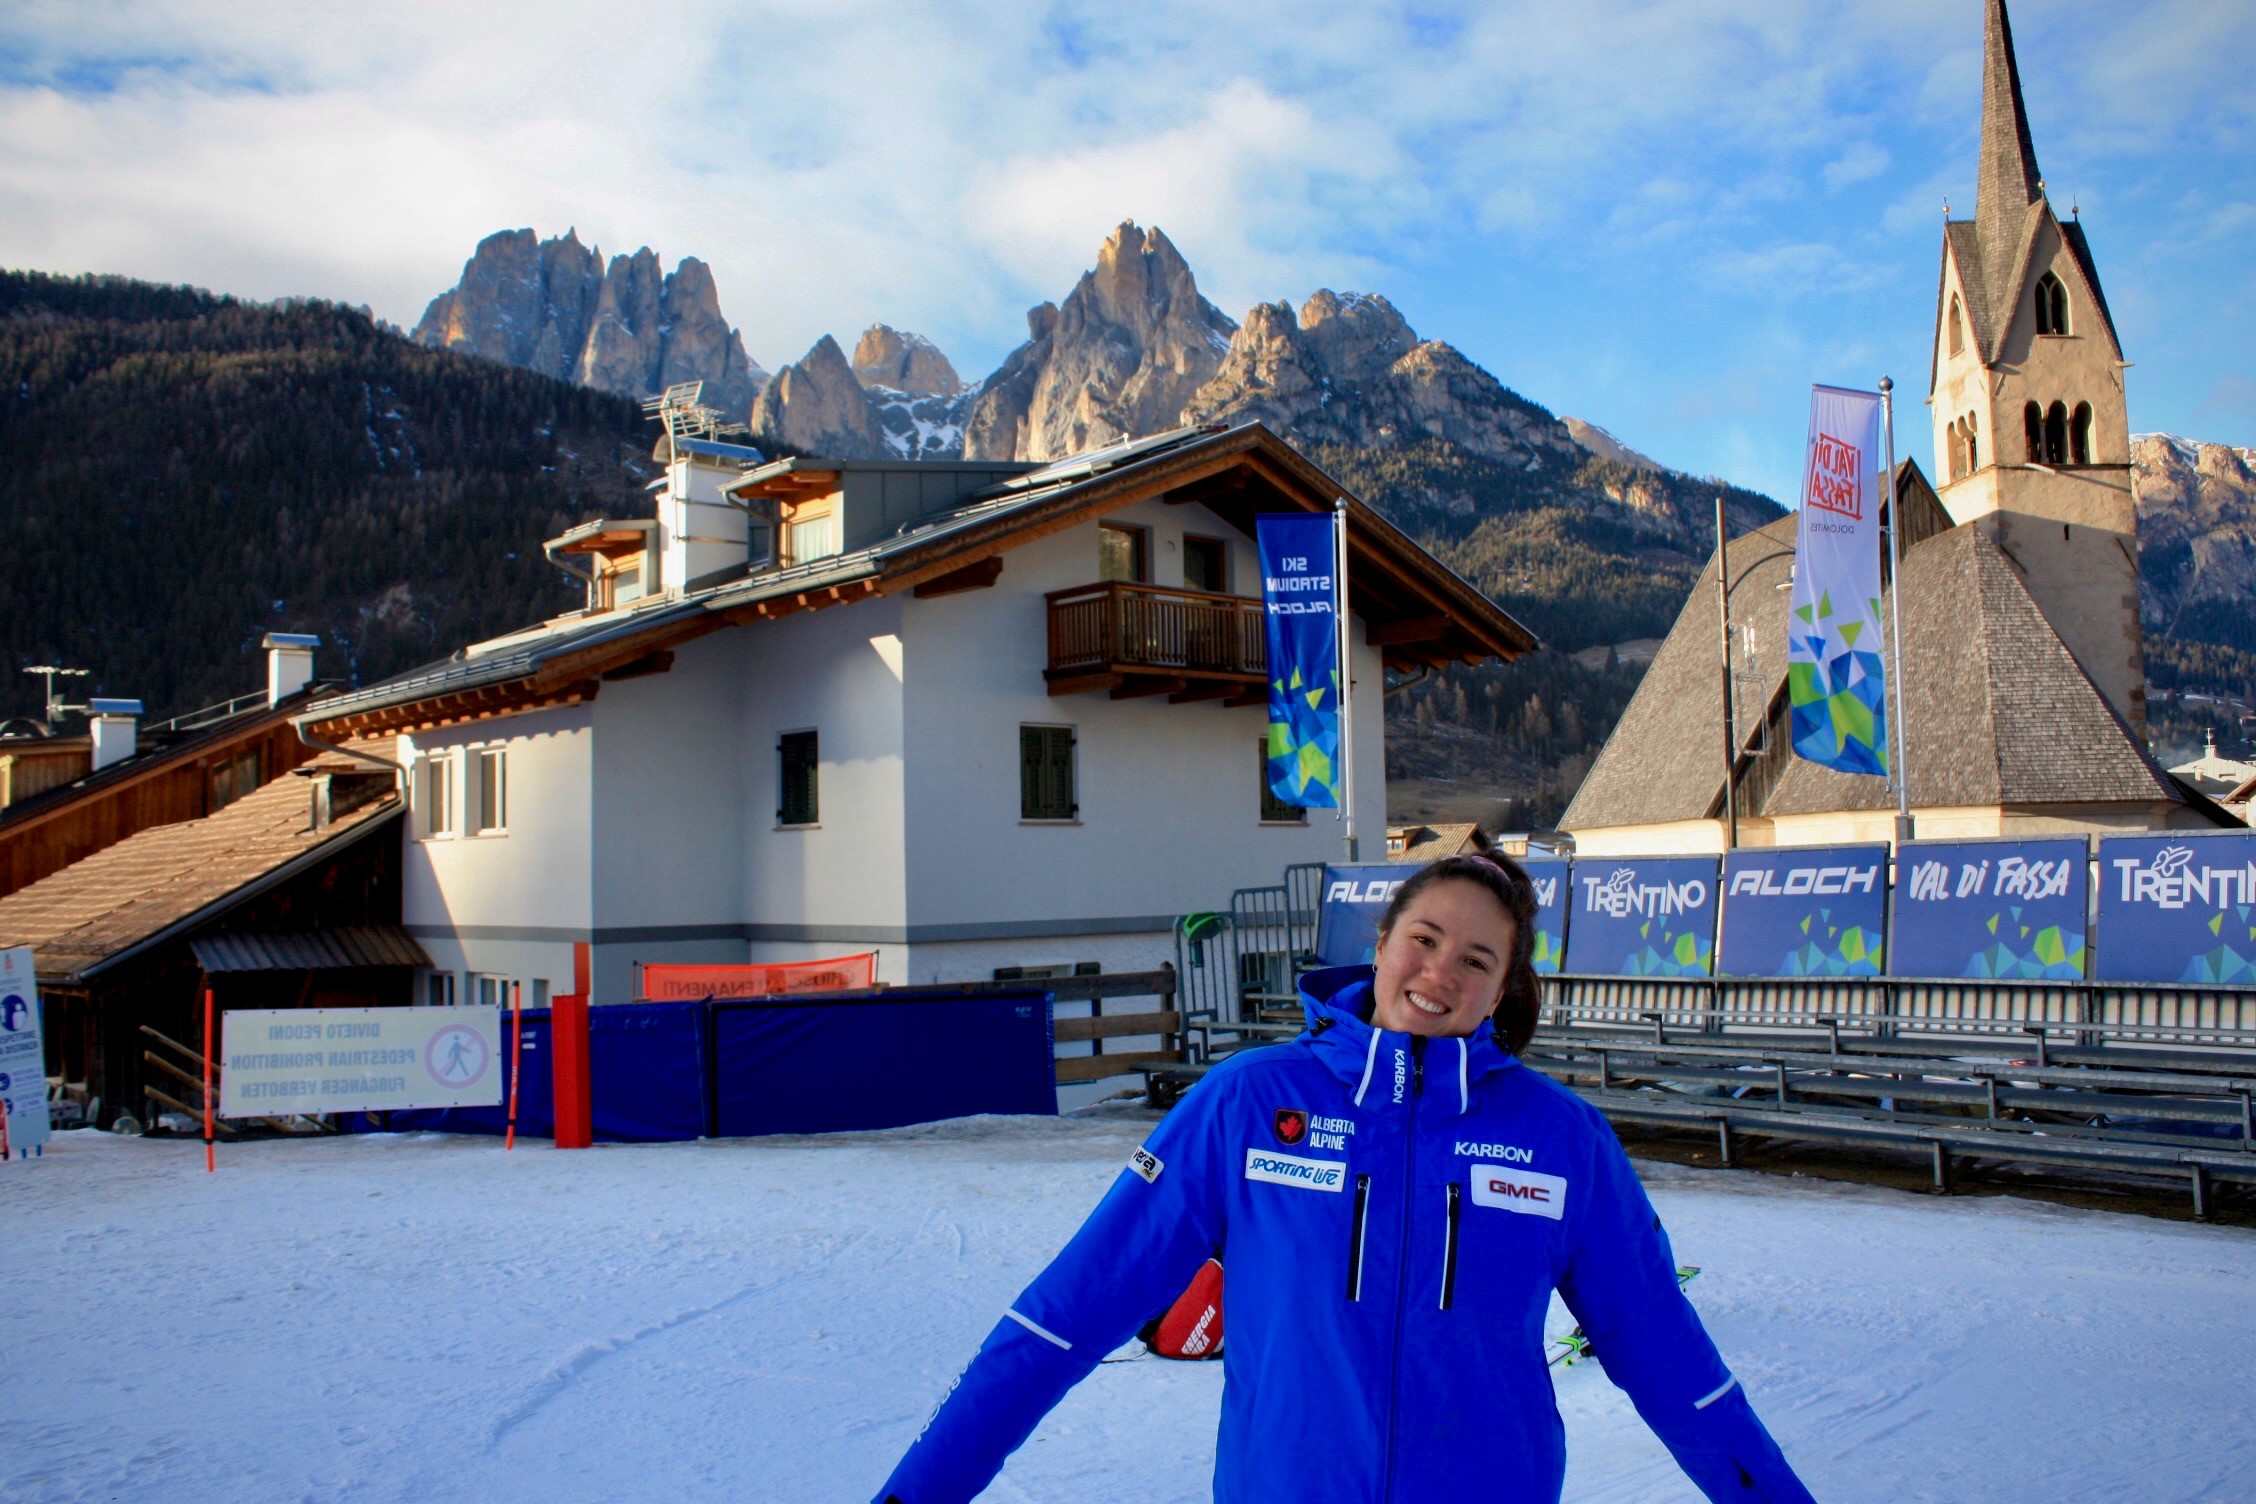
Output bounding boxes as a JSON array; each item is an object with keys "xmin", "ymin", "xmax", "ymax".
[{"xmin": 1975, "ymin": 0, "xmax": 2044, "ymax": 283}]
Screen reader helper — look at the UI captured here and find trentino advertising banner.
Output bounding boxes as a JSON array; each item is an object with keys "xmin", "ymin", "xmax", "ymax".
[
  {"xmin": 1255, "ymin": 513, "xmax": 1342, "ymax": 809},
  {"xmin": 0, "ymin": 947, "xmax": 51, "ymax": 1154},
  {"xmin": 1564, "ymin": 857, "xmax": 1719, "ymax": 976},
  {"xmin": 2095, "ymin": 832, "xmax": 2256, "ymax": 984},
  {"xmin": 1525, "ymin": 857, "xmax": 1570, "ymax": 974},
  {"xmin": 1314, "ymin": 863, "xmax": 1421, "ymax": 967},
  {"xmin": 1893, "ymin": 838, "xmax": 2088, "ymax": 979},
  {"xmin": 1717, "ymin": 846, "xmax": 1889, "ymax": 976},
  {"xmin": 1786, "ymin": 385, "xmax": 1890, "ymax": 777}
]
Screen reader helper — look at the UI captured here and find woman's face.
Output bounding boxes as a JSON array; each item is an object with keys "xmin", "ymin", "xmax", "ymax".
[{"xmin": 1369, "ymin": 878, "xmax": 1516, "ymax": 1037}]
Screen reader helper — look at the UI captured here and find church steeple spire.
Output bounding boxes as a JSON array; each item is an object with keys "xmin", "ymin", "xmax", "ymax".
[{"xmin": 1975, "ymin": 0, "xmax": 2045, "ymax": 282}]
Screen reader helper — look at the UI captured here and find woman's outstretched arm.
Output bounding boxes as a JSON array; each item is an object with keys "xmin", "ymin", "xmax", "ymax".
[
  {"xmin": 872, "ymin": 1082, "xmax": 1230, "ymax": 1504},
  {"xmin": 1554, "ymin": 1127, "xmax": 1818, "ymax": 1504}
]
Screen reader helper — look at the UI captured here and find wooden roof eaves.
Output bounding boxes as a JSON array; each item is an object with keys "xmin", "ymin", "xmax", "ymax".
[{"xmin": 0, "ymin": 699, "xmax": 302, "ymax": 838}]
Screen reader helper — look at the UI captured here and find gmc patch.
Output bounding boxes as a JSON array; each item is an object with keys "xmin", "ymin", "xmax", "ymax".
[{"xmin": 1470, "ymin": 1164, "xmax": 1567, "ymax": 1220}]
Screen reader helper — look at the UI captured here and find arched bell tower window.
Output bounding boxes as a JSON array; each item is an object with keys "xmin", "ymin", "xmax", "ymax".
[
  {"xmin": 1962, "ymin": 414, "xmax": 1979, "ymax": 474},
  {"xmin": 2044, "ymin": 401, "xmax": 2069, "ymax": 464},
  {"xmin": 1948, "ymin": 295, "xmax": 1965, "ymax": 358},
  {"xmin": 2024, "ymin": 402, "xmax": 2044, "ymax": 463},
  {"xmin": 2070, "ymin": 402, "xmax": 2093, "ymax": 465},
  {"xmin": 2034, "ymin": 272, "xmax": 2069, "ymax": 336}
]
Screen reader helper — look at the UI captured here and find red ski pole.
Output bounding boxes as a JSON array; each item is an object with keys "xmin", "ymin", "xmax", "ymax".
[
  {"xmin": 202, "ymin": 985, "xmax": 216, "ymax": 1174},
  {"xmin": 1, "ymin": 1097, "xmax": 12, "ymax": 1163},
  {"xmin": 504, "ymin": 980, "xmax": 523, "ymax": 1150}
]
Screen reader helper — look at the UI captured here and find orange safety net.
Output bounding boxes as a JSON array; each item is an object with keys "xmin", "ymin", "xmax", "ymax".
[{"xmin": 640, "ymin": 954, "xmax": 877, "ymax": 1001}]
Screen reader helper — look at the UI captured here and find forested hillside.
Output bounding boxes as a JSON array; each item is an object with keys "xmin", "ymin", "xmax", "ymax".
[{"xmin": 0, "ymin": 272, "xmax": 652, "ymax": 723}]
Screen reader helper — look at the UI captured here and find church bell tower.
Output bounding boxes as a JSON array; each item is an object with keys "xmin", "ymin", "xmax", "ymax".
[{"xmin": 1929, "ymin": 0, "xmax": 2144, "ymax": 733}]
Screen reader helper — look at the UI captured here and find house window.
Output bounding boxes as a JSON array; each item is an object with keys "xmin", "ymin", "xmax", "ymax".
[
  {"xmin": 416, "ymin": 751, "xmax": 455, "ymax": 839},
  {"xmin": 2070, "ymin": 402, "xmax": 2093, "ymax": 465},
  {"xmin": 208, "ymin": 748, "xmax": 260, "ymax": 812},
  {"xmin": 471, "ymin": 746, "xmax": 507, "ymax": 835},
  {"xmin": 1947, "ymin": 295, "xmax": 1965, "ymax": 358},
  {"xmin": 1020, "ymin": 725, "xmax": 1077, "ymax": 820},
  {"xmin": 424, "ymin": 971, "xmax": 456, "ymax": 1007},
  {"xmin": 532, "ymin": 979, "xmax": 550, "ymax": 1009},
  {"xmin": 2035, "ymin": 272, "xmax": 2068, "ymax": 336},
  {"xmin": 1259, "ymin": 740, "xmax": 1306, "ymax": 824},
  {"xmin": 786, "ymin": 508, "xmax": 837, "ymax": 567},
  {"xmin": 778, "ymin": 730, "xmax": 819, "ymax": 825},
  {"xmin": 471, "ymin": 973, "xmax": 514, "ymax": 1009},
  {"xmin": 1099, "ymin": 523, "xmax": 1149, "ymax": 583},
  {"xmin": 1183, "ymin": 534, "xmax": 1228, "ymax": 594},
  {"xmin": 1962, "ymin": 414, "xmax": 1978, "ymax": 474}
]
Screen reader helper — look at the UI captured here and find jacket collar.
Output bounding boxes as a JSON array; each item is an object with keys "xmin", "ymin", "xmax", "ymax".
[{"xmin": 1298, "ymin": 965, "xmax": 1518, "ymax": 1115}]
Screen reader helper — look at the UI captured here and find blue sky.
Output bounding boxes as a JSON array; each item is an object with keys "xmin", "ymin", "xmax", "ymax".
[{"xmin": 1, "ymin": 0, "xmax": 2249, "ymax": 502}]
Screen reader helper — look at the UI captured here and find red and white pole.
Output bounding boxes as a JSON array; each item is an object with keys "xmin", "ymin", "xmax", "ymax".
[
  {"xmin": 202, "ymin": 986, "xmax": 216, "ymax": 1173},
  {"xmin": 504, "ymin": 980, "xmax": 523, "ymax": 1150}
]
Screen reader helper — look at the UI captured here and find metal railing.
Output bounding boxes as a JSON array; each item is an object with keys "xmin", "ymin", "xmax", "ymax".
[
  {"xmin": 145, "ymin": 690, "xmax": 269, "ymax": 737},
  {"xmin": 1046, "ymin": 581, "xmax": 1265, "ymax": 678}
]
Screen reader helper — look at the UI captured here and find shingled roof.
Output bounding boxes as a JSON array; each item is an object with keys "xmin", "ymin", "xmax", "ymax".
[
  {"xmin": 1562, "ymin": 466, "xmax": 2191, "ymax": 833},
  {"xmin": 0, "ymin": 752, "xmax": 402, "ymax": 983}
]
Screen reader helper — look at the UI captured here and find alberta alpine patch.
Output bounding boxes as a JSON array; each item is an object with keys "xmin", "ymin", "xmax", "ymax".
[
  {"xmin": 1129, "ymin": 1147, "xmax": 1163, "ymax": 1183},
  {"xmin": 1470, "ymin": 1164, "xmax": 1567, "ymax": 1220},
  {"xmin": 1244, "ymin": 1148, "xmax": 1346, "ymax": 1192},
  {"xmin": 1272, "ymin": 1108, "xmax": 1309, "ymax": 1147}
]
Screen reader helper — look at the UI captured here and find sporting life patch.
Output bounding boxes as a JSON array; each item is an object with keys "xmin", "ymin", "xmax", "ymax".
[{"xmin": 1243, "ymin": 1148, "xmax": 1347, "ymax": 1192}]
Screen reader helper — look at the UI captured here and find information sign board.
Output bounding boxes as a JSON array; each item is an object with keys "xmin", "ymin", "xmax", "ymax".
[
  {"xmin": 1313, "ymin": 864, "xmax": 1420, "ymax": 967},
  {"xmin": 2095, "ymin": 832, "xmax": 2256, "ymax": 984},
  {"xmin": 1892, "ymin": 838, "xmax": 2087, "ymax": 979},
  {"xmin": 1524, "ymin": 857, "xmax": 1570, "ymax": 974},
  {"xmin": 1564, "ymin": 857, "xmax": 1718, "ymax": 976},
  {"xmin": 221, "ymin": 1006, "xmax": 504, "ymax": 1118},
  {"xmin": 0, "ymin": 947, "xmax": 52, "ymax": 1154},
  {"xmin": 1717, "ymin": 846, "xmax": 1889, "ymax": 976}
]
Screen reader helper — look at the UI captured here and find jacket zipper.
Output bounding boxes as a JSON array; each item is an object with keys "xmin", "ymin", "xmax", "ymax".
[
  {"xmin": 1438, "ymin": 1182, "xmax": 1461, "ymax": 1311},
  {"xmin": 1381, "ymin": 1035, "xmax": 1426, "ymax": 1501},
  {"xmin": 1346, "ymin": 1174, "xmax": 1371, "ymax": 1301}
]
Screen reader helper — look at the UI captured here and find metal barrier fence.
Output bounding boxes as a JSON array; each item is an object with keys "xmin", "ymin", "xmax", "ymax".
[{"xmin": 1542, "ymin": 974, "xmax": 2256, "ymax": 1052}]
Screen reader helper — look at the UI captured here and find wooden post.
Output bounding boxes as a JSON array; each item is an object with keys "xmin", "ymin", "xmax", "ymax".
[
  {"xmin": 202, "ymin": 986, "xmax": 216, "ymax": 1174},
  {"xmin": 505, "ymin": 980, "xmax": 524, "ymax": 1150}
]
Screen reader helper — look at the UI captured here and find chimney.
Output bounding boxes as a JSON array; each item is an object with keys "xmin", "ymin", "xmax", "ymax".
[
  {"xmin": 264, "ymin": 633, "xmax": 320, "ymax": 707},
  {"xmin": 88, "ymin": 698, "xmax": 142, "ymax": 771}
]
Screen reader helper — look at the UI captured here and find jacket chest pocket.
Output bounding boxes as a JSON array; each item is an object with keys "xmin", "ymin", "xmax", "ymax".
[{"xmin": 1447, "ymin": 1164, "xmax": 1564, "ymax": 1305}]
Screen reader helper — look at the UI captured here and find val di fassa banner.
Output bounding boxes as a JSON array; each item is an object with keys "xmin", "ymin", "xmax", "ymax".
[
  {"xmin": 2095, "ymin": 833, "xmax": 2256, "ymax": 984},
  {"xmin": 1893, "ymin": 838, "xmax": 2088, "ymax": 980},
  {"xmin": 1717, "ymin": 846, "xmax": 1888, "ymax": 976},
  {"xmin": 1256, "ymin": 513, "xmax": 1342, "ymax": 810},
  {"xmin": 0, "ymin": 947, "xmax": 52, "ymax": 1154},
  {"xmin": 220, "ymin": 1006, "xmax": 504, "ymax": 1118},
  {"xmin": 1315, "ymin": 864, "xmax": 1420, "ymax": 967},
  {"xmin": 1787, "ymin": 385, "xmax": 1890, "ymax": 777},
  {"xmin": 1525, "ymin": 857, "xmax": 1569, "ymax": 974},
  {"xmin": 1566, "ymin": 858, "xmax": 1718, "ymax": 976}
]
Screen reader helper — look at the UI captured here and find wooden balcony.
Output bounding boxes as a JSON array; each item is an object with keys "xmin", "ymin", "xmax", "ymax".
[{"xmin": 1045, "ymin": 581, "xmax": 1268, "ymax": 703}]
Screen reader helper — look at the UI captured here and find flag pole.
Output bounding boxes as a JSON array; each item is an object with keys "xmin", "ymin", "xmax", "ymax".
[
  {"xmin": 1879, "ymin": 376, "xmax": 1912, "ymax": 848},
  {"xmin": 1714, "ymin": 494, "xmax": 1739, "ymax": 850},
  {"xmin": 1334, "ymin": 495, "xmax": 1358, "ymax": 863}
]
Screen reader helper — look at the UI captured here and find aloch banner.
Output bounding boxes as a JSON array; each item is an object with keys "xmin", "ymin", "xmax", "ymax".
[
  {"xmin": 1787, "ymin": 385, "xmax": 1890, "ymax": 777},
  {"xmin": 1256, "ymin": 513, "xmax": 1342, "ymax": 809},
  {"xmin": 1892, "ymin": 838, "xmax": 2088, "ymax": 980},
  {"xmin": 1718, "ymin": 846, "xmax": 1888, "ymax": 976}
]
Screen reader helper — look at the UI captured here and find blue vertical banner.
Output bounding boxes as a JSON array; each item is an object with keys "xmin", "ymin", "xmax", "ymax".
[
  {"xmin": 1563, "ymin": 858, "xmax": 1719, "ymax": 976},
  {"xmin": 1892, "ymin": 839, "xmax": 2088, "ymax": 979},
  {"xmin": 1524, "ymin": 857, "xmax": 1570, "ymax": 974},
  {"xmin": 2095, "ymin": 832, "xmax": 2256, "ymax": 984},
  {"xmin": 1256, "ymin": 513, "xmax": 1342, "ymax": 809},
  {"xmin": 1718, "ymin": 846, "xmax": 1889, "ymax": 976},
  {"xmin": 1786, "ymin": 385, "xmax": 1890, "ymax": 776}
]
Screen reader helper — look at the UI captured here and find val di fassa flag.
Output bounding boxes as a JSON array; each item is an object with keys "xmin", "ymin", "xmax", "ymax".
[
  {"xmin": 1256, "ymin": 513, "xmax": 1342, "ymax": 809},
  {"xmin": 1787, "ymin": 385, "xmax": 1890, "ymax": 777}
]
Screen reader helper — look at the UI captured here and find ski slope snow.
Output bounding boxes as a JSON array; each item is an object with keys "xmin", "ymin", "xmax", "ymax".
[{"xmin": 2, "ymin": 1108, "xmax": 2252, "ymax": 1502}]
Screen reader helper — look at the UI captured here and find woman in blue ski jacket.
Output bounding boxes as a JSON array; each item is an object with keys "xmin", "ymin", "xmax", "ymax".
[{"xmin": 875, "ymin": 855, "xmax": 1817, "ymax": 1503}]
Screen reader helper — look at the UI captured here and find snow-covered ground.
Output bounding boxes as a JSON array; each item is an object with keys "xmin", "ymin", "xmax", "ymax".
[{"xmin": 4, "ymin": 1111, "xmax": 2253, "ymax": 1503}]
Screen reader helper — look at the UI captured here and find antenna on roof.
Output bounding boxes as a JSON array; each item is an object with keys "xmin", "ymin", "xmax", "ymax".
[
  {"xmin": 641, "ymin": 380, "xmax": 751, "ymax": 464},
  {"xmin": 22, "ymin": 665, "xmax": 90, "ymax": 733}
]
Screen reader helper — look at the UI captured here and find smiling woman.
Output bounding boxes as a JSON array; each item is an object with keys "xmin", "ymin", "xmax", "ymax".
[{"xmin": 873, "ymin": 852, "xmax": 1817, "ymax": 1504}]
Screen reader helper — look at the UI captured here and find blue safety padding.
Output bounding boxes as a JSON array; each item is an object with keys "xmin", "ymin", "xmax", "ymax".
[
  {"xmin": 349, "ymin": 1003, "xmax": 705, "ymax": 1142},
  {"xmin": 712, "ymin": 990, "xmax": 1056, "ymax": 1137}
]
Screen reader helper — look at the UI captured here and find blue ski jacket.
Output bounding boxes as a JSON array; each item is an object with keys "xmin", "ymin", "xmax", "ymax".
[{"xmin": 875, "ymin": 967, "xmax": 1815, "ymax": 1504}]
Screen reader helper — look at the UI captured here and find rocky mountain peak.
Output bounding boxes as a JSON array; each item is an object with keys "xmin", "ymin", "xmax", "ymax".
[
  {"xmin": 2132, "ymin": 433, "xmax": 2256, "ymax": 648},
  {"xmin": 750, "ymin": 334, "xmax": 891, "ymax": 461},
  {"xmin": 962, "ymin": 221, "xmax": 1237, "ymax": 461},
  {"xmin": 415, "ymin": 230, "xmax": 766, "ymax": 424},
  {"xmin": 852, "ymin": 324, "xmax": 964, "ymax": 397}
]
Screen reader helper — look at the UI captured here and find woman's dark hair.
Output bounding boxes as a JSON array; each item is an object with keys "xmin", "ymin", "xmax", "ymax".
[{"xmin": 1374, "ymin": 853, "xmax": 1541, "ymax": 1055}]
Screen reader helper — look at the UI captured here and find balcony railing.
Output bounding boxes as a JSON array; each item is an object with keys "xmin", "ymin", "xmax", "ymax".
[{"xmin": 1045, "ymin": 581, "xmax": 1266, "ymax": 695}]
